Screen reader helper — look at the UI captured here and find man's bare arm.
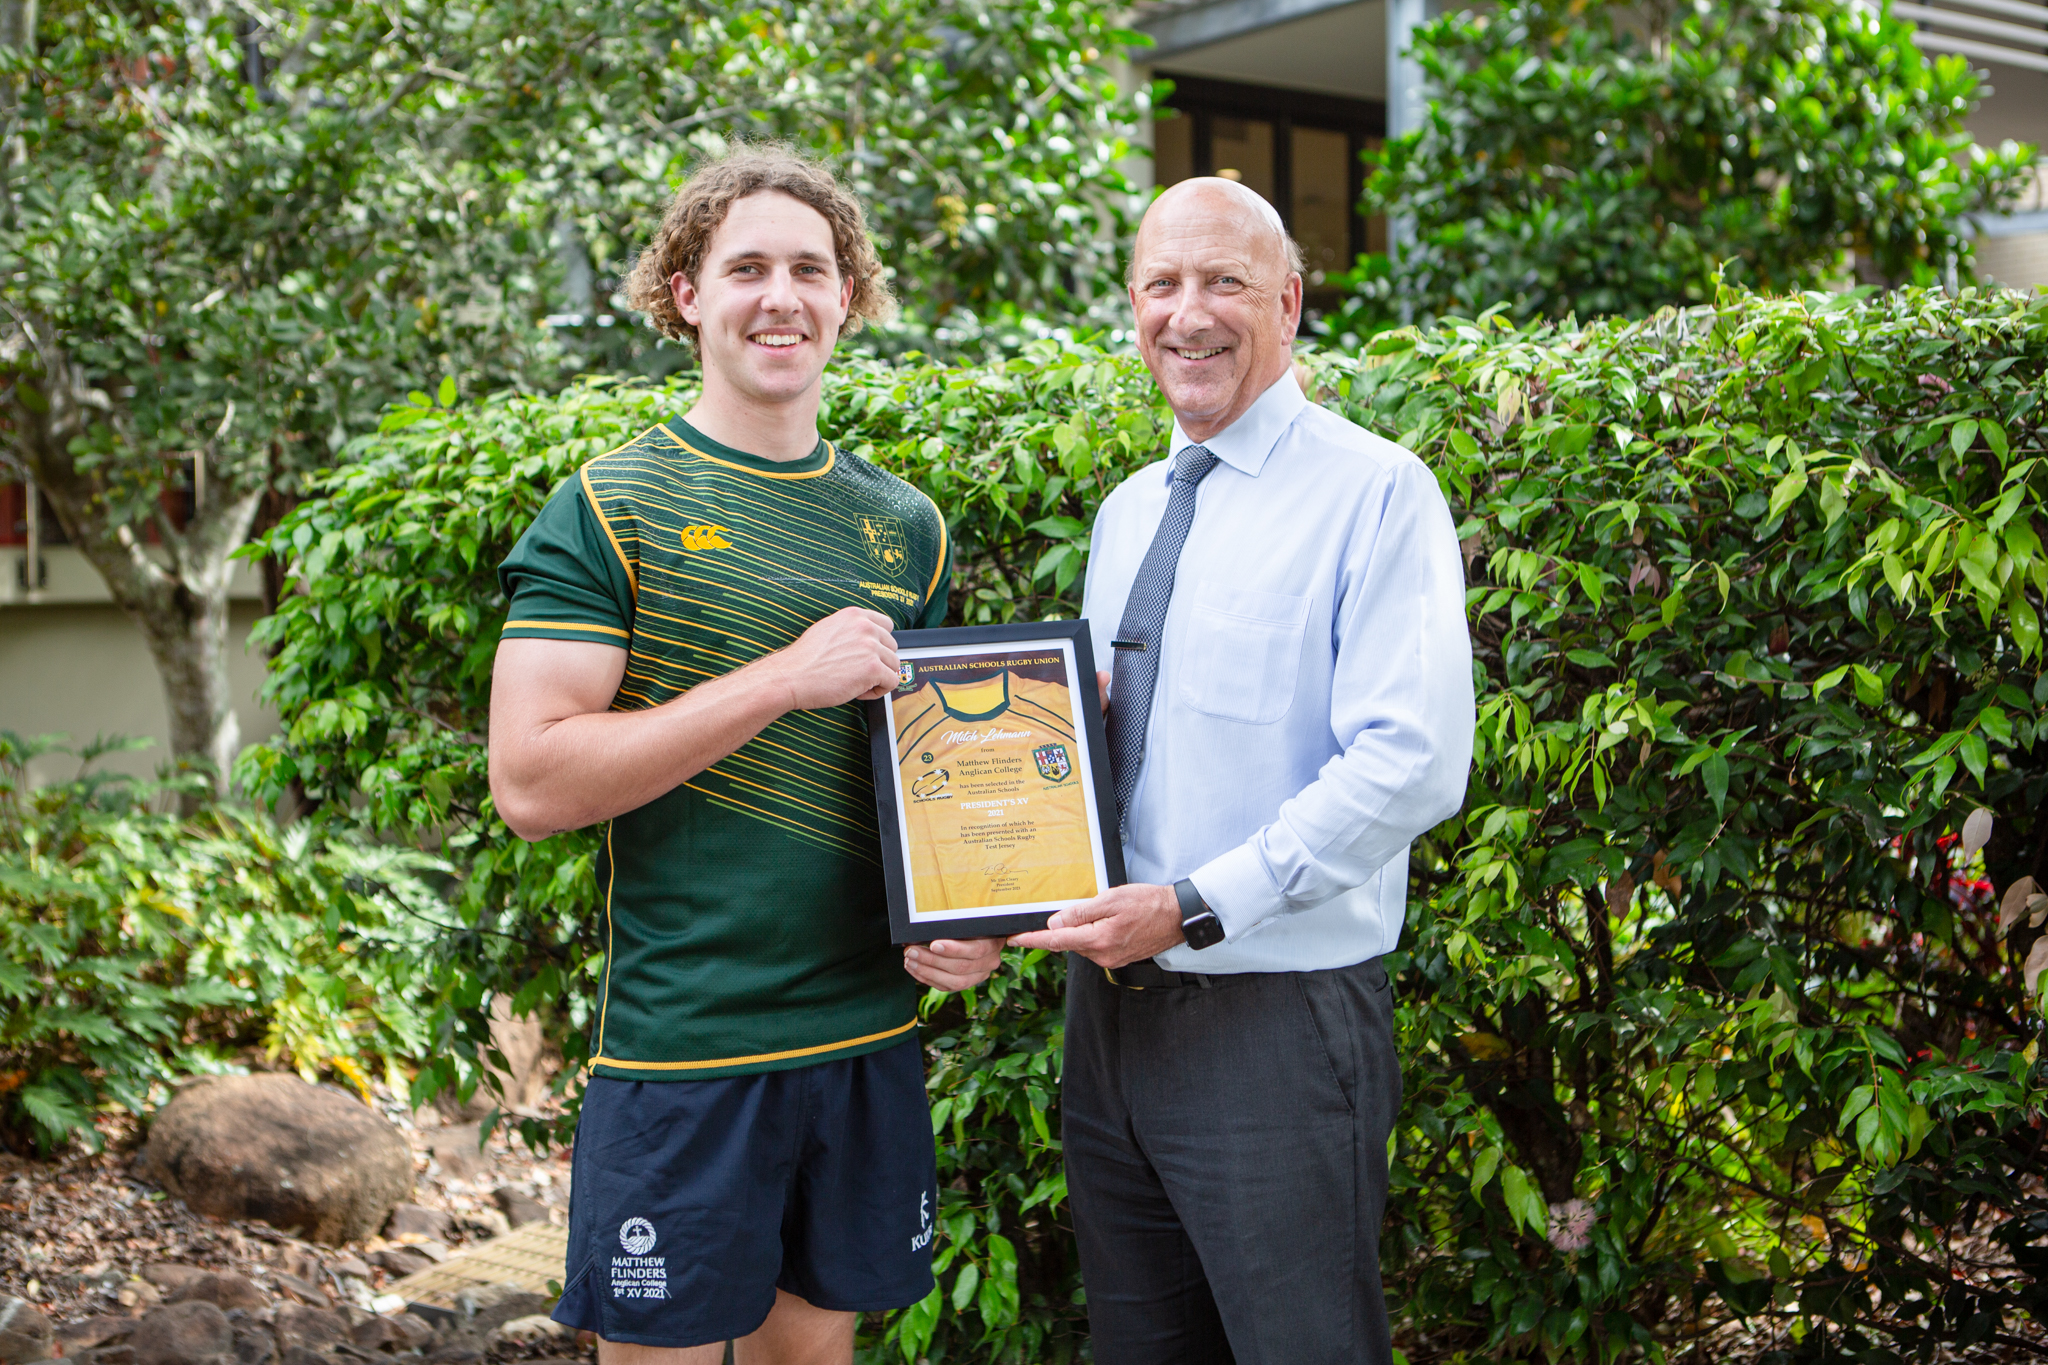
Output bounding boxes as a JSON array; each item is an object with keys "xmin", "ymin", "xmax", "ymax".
[{"xmin": 488, "ymin": 606, "xmax": 902, "ymax": 841}]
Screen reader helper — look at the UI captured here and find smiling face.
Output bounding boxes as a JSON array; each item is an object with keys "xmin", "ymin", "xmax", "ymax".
[
  {"xmin": 671, "ymin": 189, "xmax": 853, "ymax": 411},
  {"xmin": 1128, "ymin": 179, "xmax": 1302, "ymax": 442}
]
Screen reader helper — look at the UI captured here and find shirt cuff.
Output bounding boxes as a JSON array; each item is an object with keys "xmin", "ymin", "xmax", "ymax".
[{"xmin": 1188, "ymin": 843, "xmax": 1285, "ymax": 943}]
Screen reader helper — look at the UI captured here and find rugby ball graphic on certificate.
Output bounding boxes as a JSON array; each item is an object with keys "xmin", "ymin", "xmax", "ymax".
[{"xmin": 864, "ymin": 621, "xmax": 1126, "ymax": 943}]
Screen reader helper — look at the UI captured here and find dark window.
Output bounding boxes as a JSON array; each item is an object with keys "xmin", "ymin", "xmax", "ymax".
[
  {"xmin": 1152, "ymin": 74, "xmax": 1386, "ymax": 310},
  {"xmin": 0, "ymin": 481, "xmax": 68, "ymax": 548}
]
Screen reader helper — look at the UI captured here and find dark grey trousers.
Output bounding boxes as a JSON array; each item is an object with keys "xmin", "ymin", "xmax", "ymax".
[{"xmin": 1061, "ymin": 953, "xmax": 1401, "ymax": 1365}]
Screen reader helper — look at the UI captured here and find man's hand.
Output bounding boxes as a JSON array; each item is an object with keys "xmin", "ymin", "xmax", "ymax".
[
  {"xmin": 904, "ymin": 937, "xmax": 1006, "ymax": 991},
  {"xmin": 757, "ymin": 606, "xmax": 901, "ymax": 709},
  {"xmin": 1008, "ymin": 884, "xmax": 1184, "ymax": 969},
  {"xmin": 1096, "ymin": 669, "xmax": 1109, "ymax": 717}
]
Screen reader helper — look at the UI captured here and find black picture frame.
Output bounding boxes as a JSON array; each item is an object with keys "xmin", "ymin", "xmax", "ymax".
[{"xmin": 864, "ymin": 620, "xmax": 1126, "ymax": 944}]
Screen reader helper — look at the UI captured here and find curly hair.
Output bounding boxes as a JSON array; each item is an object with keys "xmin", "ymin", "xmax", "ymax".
[{"xmin": 624, "ymin": 146, "xmax": 894, "ymax": 345}]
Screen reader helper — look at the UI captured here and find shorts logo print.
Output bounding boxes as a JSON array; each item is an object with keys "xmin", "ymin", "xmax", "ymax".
[
  {"xmin": 612, "ymin": 1218, "xmax": 667, "ymax": 1300},
  {"xmin": 910, "ymin": 1189, "xmax": 935, "ymax": 1252}
]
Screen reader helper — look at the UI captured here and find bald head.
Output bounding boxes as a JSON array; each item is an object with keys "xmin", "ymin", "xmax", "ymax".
[
  {"xmin": 1132, "ymin": 178, "xmax": 1303, "ymax": 283},
  {"xmin": 1126, "ymin": 178, "xmax": 1305, "ymax": 442}
]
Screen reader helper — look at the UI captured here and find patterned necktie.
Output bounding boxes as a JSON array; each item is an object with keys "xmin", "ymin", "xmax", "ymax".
[{"xmin": 1107, "ymin": 443, "xmax": 1221, "ymax": 837}]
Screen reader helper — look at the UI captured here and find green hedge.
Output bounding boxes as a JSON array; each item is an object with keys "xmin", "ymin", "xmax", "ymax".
[
  {"xmin": 245, "ymin": 288, "xmax": 2048, "ymax": 1361},
  {"xmin": 0, "ymin": 734, "xmax": 437, "ymax": 1153}
]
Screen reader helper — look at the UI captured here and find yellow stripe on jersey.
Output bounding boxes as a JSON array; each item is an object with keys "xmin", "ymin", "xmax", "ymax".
[
  {"xmin": 580, "ymin": 463, "xmax": 638, "ymax": 597},
  {"xmin": 591, "ymin": 1017, "xmax": 916, "ymax": 1072},
  {"xmin": 502, "ymin": 619, "xmax": 630, "ymax": 638},
  {"xmin": 922, "ymin": 494, "xmax": 949, "ymax": 609},
  {"xmin": 670, "ymin": 432, "xmax": 839, "ymax": 480}
]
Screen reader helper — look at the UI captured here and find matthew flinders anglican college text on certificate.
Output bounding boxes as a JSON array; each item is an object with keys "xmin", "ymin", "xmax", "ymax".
[{"xmin": 865, "ymin": 622, "xmax": 1123, "ymax": 942}]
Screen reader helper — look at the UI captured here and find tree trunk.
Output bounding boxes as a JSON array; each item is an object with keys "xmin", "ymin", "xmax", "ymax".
[
  {"xmin": 0, "ymin": 1, "xmax": 37, "ymax": 224},
  {"xmin": 2, "ymin": 314, "xmax": 263, "ymax": 798}
]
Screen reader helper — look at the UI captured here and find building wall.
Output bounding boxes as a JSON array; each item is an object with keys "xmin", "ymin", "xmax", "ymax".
[
  {"xmin": 1964, "ymin": 58, "xmax": 2048, "ymax": 291},
  {"xmin": 1975, "ymin": 230, "xmax": 2048, "ymax": 289},
  {"xmin": 0, "ymin": 547, "xmax": 278, "ymax": 789},
  {"xmin": 1144, "ymin": 1, "xmax": 1386, "ymax": 100},
  {"xmin": 1135, "ymin": 0, "xmax": 2048, "ymax": 287}
]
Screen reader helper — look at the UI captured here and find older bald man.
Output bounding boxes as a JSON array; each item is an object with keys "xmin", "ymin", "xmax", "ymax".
[{"xmin": 1010, "ymin": 180, "xmax": 1475, "ymax": 1362}]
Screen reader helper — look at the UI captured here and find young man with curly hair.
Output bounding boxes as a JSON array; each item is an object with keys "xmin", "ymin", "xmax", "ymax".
[{"xmin": 487, "ymin": 147, "xmax": 1003, "ymax": 1365}]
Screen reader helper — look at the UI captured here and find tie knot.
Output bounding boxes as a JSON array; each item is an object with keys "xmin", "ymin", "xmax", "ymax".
[{"xmin": 1174, "ymin": 444, "xmax": 1220, "ymax": 486}]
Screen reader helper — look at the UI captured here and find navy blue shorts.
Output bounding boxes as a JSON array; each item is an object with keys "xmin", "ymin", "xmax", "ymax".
[{"xmin": 551, "ymin": 1036, "xmax": 938, "ymax": 1347}]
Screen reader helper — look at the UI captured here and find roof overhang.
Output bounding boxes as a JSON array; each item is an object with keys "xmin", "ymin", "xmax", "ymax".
[{"xmin": 1136, "ymin": 0, "xmax": 1368, "ymax": 62}]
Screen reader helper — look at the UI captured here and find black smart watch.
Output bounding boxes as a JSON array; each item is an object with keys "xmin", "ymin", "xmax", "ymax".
[{"xmin": 1174, "ymin": 878, "xmax": 1226, "ymax": 950}]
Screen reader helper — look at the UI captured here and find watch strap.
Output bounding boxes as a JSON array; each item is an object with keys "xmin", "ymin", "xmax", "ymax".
[{"xmin": 1173, "ymin": 878, "xmax": 1225, "ymax": 950}]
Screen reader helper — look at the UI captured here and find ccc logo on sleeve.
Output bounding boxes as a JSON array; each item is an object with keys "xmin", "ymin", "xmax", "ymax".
[{"xmin": 680, "ymin": 524, "xmax": 733, "ymax": 551}]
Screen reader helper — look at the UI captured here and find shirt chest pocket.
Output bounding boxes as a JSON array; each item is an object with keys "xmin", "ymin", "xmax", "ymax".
[{"xmin": 1176, "ymin": 587, "xmax": 1310, "ymax": 725}]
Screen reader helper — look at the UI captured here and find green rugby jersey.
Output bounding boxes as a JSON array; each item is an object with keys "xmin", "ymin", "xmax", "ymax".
[{"xmin": 498, "ymin": 417, "xmax": 949, "ymax": 1080}]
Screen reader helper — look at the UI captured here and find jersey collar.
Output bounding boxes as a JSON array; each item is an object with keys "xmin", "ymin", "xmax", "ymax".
[
  {"xmin": 665, "ymin": 417, "xmax": 834, "ymax": 477},
  {"xmin": 932, "ymin": 672, "xmax": 1012, "ymax": 722}
]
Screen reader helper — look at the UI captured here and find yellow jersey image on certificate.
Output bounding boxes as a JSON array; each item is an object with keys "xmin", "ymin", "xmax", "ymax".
[{"xmin": 889, "ymin": 651, "xmax": 1101, "ymax": 915}]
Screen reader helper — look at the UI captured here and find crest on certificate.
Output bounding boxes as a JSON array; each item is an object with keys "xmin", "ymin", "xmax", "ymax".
[
  {"xmin": 1033, "ymin": 742, "xmax": 1072, "ymax": 783},
  {"xmin": 859, "ymin": 515, "xmax": 908, "ymax": 571},
  {"xmin": 897, "ymin": 660, "xmax": 916, "ymax": 691}
]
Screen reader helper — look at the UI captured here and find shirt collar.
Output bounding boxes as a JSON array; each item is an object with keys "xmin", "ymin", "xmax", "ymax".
[{"xmin": 1166, "ymin": 371, "xmax": 1308, "ymax": 480}]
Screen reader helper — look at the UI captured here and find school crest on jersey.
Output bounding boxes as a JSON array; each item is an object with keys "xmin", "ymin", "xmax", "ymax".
[
  {"xmin": 859, "ymin": 515, "xmax": 908, "ymax": 571},
  {"xmin": 1033, "ymin": 743, "xmax": 1072, "ymax": 783}
]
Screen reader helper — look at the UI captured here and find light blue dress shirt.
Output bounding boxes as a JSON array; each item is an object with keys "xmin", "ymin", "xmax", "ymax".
[{"xmin": 1081, "ymin": 371, "xmax": 1475, "ymax": 974}]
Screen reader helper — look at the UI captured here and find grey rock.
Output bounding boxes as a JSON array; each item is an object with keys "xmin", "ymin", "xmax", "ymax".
[
  {"xmin": 138, "ymin": 1075, "xmax": 415, "ymax": 1245},
  {"xmin": 447, "ymin": 1286, "xmax": 518, "ymax": 1321},
  {"xmin": 56, "ymin": 1317, "xmax": 137, "ymax": 1354},
  {"xmin": 167, "ymin": 1275, "xmax": 270, "ymax": 1314},
  {"xmin": 390, "ymin": 1307, "xmax": 450, "ymax": 1337},
  {"xmin": 420, "ymin": 1344, "xmax": 480, "ymax": 1365},
  {"xmin": 450, "ymin": 1210, "xmax": 505, "ymax": 1242},
  {"xmin": 140, "ymin": 1268, "xmax": 210, "ymax": 1296},
  {"xmin": 379, "ymin": 1207, "xmax": 450, "ymax": 1244},
  {"xmin": 116, "ymin": 1282, "xmax": 162, "ymax": 1314},
  {"xmin": 485, "ymin": 1316, "xmax": 564, "ymax": 1349},
  {"xmin": 346, "ymin": 1317, "xmax": 432, "ymax": 1357},
  {"xmin": 484, "ymin": 996, "xmax": 558, "ymax": 1114},
  {"xmin": 366, "ymin": 1250, "xmax": 432, "ymax": 1280},
  {"xmin": 275, "ymin": 1253, "xmax": 324, "ymax": 1287},
  {"xmin": 130, "ymin": 1302, "xmax": 234, "ymax": 1365},
  {"xmin": 0, "ymin": 1298, "xmax": 52, "ymax": 1365},
  {"xmin": 231, "ymin": 1326, "xmax": 276, "ymax": 1365},
  {"xmin": 271, "ymin": 1308, "xmax": 348, "ymax": 1356},
  {"xmin": 275, "ymin": 1350, "xmax": 332, "ymax": 1365},
  {"xmin": 265, "ymin": 1276, "xmax": 327, "ymax": 1307},
  {"xmin": 425, "ymin": 1127, "xmax": 490, "ymax": 1186},
  {"xmin": 328, "ymin": 1257, "xmax": 371, "ymax": 1282},
  {"xmin": 490, "ymin": 1188, "xmax": 549, "ymax": 1229},
  {"xmin": 342, "ymin": 1323, "xmax": 394, "ymax": 1357},
  {"xmin": 455, "ymin": 1291, "xmax": 549, "ymax": 1340},
  {"xmin": 71, "ymin": 1348, "xmax": 137, "ymax": 1365}
]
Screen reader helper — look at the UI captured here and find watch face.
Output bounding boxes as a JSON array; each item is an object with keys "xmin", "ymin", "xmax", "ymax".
[{"xmin": 1183, "ymin": 911, "xmax": 1225, "ymax": 950}]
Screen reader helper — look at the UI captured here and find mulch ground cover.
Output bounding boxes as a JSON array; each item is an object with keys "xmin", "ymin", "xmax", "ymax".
[
  {"xmin": 0, "ymin": 1082, "xmax": 589, "ymax": 1365},
  {"xmin": 4, "ymin": 1079, "xmax": 2045, "ymax": 1363}
]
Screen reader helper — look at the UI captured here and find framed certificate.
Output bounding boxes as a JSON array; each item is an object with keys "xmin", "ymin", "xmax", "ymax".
[{"xmin": 864, "ymin": 620, "xmax": 1126, "ymax": 943}]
